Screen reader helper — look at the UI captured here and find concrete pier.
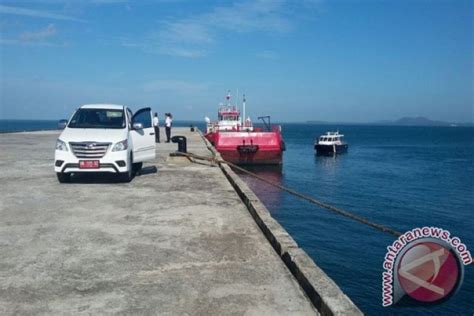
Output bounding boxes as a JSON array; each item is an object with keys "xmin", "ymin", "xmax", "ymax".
[{"xmin": 0, "ymin": 128, "xmax": 360, "ymax": 315}]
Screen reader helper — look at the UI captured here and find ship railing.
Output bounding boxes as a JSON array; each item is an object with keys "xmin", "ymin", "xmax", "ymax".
[
  {"xmin": 218, "ymin": 106, "xmax": 238, "ymax": 113},
  {"xmin": 206, "ymin": 122, "xmax": 219, "ymax": 132}
]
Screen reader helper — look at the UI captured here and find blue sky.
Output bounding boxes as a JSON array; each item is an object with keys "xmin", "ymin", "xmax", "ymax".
[{"xmin": 0, "ymin": 0, "xmax": 472, "ymax": 122}]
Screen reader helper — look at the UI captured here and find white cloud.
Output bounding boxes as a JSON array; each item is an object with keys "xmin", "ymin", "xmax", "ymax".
[
  {"xmin": 202, "ymin": 0, "xmax": 291, "ymax": 34},
  {"xmin": 119, "ymin": 36, "xmax": 206, "ymax": 58},
  {"xmin": 20, "ymin": 24, "xmax": 56, "ymax": 42},
  {"xmin": 120, "ymin": 40, "xmax": 143, "ymax": 48},
  {"xmin": 256, "ymin": 50, "xmax": 279, "ymax": 60},
  {"xmin": 91, "ymin": 0, "xmax": 128, "ymax": 3},
  {"xmin": 0, "ymin": 0, "xmax": 126, "ymax": 4},
  {"xmin": 0, "ymin": 4, "xmax": 86, "ymax": 22},
  {"xmin": 125, "ymin": 0, "xmax": 293, "ymax": 58},
  {"xmin": 159, "ymin": 21, "xmax": 213, "ymax": 45},
  {"xmin": 0, "ymin": 38, "xmax": 67, "ymax": 47},
  {"xmin": 1, "ymin": 23, "xmax": 66, "ymax": 46},
  {"xmin": 142, "ymin": 80, "xmax": 209, "ymax": 94},
  {"xmin": 156, "ymin": 47, "xmax": 207, "ymax": 58}
]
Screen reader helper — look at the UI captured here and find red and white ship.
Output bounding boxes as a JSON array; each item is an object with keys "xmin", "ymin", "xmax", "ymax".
[{"xmin": 204, "ymin": 92, "xmax": 285, "ymax": 165}]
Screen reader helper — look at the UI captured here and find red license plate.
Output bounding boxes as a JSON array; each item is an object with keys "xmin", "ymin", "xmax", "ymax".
[{"xmin": 79, "ymin": 160, "xmax": 100, "ymax": 169}]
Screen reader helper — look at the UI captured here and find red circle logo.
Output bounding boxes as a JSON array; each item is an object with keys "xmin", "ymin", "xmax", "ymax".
[{"xmin": 397, "ymin": 241, "xmax": 460, "ymax": 303}]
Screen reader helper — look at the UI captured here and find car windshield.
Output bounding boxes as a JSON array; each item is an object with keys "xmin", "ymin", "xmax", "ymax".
[{"xmin": 68, "ymin": 109, "xmax": 125, "ymax": 129}]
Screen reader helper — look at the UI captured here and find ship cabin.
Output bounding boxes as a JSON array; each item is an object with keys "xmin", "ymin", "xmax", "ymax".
[
  {"xmin": 318, "ymin": 132, "xmax": 345, "ymax": 145},
  {"xmin": 215, "ymin": 106, "xmax": 242, "ymax": 131},
  {"xmin": 218, "ymin": 106, "xmax": 240, "ymax": 122},
  {"xmin": 206, "ymin": 104, "xmax": 254, "ymax": 133}
]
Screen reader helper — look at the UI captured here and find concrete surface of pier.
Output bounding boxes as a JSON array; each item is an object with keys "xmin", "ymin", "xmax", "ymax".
[{"xmin": 0, "ymin": 128, "xmax": 320, "ymax": 315}]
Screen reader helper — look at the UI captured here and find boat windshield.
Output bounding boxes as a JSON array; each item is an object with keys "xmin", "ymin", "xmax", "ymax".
[
  {"xmin": 221, "ymin": 115, "xmax": 239, "ymax": 121},
  {"xmin": 68, "ymin": 108, "xmax": 125, "ymax": 129}
]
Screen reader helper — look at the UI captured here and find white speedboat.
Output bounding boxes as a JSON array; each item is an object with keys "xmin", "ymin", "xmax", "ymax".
[{"xmin": 314, "ymin": 131, "xmax": 348, "ymax": 155}]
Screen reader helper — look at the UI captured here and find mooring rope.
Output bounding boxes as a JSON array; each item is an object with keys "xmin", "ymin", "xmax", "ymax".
[{"xmin": 180, "ymin": 151, "xmax": 403, "ymax": 238}]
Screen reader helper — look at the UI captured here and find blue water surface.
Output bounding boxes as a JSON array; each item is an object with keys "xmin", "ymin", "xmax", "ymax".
[
  {"xmin": 0, "ymin": 120, "xmax": 60, "ymax": 133},
  {"xmin": 239, "ymin": 124, "xmax": 473, "ymax": 315},
  {"xmin": 0, "ymin": 119, "xmax": 202, "ymax": 133}
]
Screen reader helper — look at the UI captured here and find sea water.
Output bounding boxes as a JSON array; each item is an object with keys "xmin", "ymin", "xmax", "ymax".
[
  {"xmin": 238, "ymin": 124, "xmax": 473, "ymax": 315},
  {"xmin": 0, "ymin": 120, "xmax": 60, "ymax": 133}
]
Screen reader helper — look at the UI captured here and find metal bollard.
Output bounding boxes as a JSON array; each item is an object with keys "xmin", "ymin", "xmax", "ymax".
[{"xmin": 171, "ymin": 136, "xmax": 187, "ymax": 153}]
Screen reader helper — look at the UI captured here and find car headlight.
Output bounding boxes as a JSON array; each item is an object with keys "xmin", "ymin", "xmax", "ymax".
[
  {"xmin": 56, "ymin": 139, "xmax": 68, "ymax": 151},
  {"xmin": 112, "ymin": 139, "xmax": 128, "ymax": 152}
]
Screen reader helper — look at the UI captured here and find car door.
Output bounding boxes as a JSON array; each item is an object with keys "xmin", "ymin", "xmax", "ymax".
[{"xmin": 130, "ymin": 107, "xmax": 156, "ymax": 162}]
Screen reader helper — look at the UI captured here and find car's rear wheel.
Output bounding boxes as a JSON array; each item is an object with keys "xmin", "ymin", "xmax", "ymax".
[{"xmin": 56, "ymin": 172, "xmax": 71, "ymax": 183}]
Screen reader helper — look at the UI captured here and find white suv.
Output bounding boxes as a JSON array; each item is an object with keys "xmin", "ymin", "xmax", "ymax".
[{"xmin": 54, "ymin": 104, "xmax": 156, "ymax": 183}]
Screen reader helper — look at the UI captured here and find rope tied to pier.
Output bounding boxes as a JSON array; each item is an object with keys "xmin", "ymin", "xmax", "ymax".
[{"xmin": 179, "ymin": 151, "xmax": 403, "ymax": 238}]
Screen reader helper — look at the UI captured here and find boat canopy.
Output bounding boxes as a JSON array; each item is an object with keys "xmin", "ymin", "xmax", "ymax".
[{"xmin": 325, "ymin": 131, "xmax": 344, "ymax": 137}]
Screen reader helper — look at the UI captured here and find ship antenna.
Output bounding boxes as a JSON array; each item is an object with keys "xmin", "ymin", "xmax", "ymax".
[
  {"xmin": 236, "ymin": 88, "xmax": 239, "ymax": 118},
  {"xmin": 243, "ymin": 94, "xmax": 246, "ymax": 126}
]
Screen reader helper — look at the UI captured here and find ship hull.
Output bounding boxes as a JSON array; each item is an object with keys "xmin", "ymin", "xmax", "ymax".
[
  {"xmin": 315, "ymin": 144, "xmax": 348, "ymax": 155},
  {"xmin": 205, "ymin": 131, "xmax": 284, "ymax": 165},
  {"xmin": 219, "ymin": 149, "xmax": 282, "ymax": 165}
]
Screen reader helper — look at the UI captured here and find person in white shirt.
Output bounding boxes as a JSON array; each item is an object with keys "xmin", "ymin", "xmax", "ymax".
[
  {"xmin": 153, "ymin": 112, "xmax": 160, "ymax": 143},
  {"xmin": 165, "ymin": 113, "xmax": 172, "ymax": 142}
]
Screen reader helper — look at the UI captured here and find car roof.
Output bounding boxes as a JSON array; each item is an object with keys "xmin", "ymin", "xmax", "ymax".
[{"xmin": 80, "ymin": 104, "xmax": 125, "ymax": 110}]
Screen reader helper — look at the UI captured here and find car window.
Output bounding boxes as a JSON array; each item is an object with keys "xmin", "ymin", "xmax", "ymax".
[
  {"xmin": 133, "ymin": 109, "xmax": 152, "ymax": 128},
  {"xmin": 68, "ymin": 109, "xmax": 125, "ymax": 129}
]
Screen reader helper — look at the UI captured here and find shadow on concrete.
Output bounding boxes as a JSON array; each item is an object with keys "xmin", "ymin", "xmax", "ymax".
[
  {"xmin": 67, "ymin": 166, "xmax": 158, "ymax": 184},
  {"xmin": 68, "ymin": 172, "xmax": 126, "ymax": 184},
  {"xmin": 66, "ymin": 166, "xmax": 157, "ymax": 183},
  {"xmin": 136, "ymin": 166, "xmax": 158, "ymax": 176}
]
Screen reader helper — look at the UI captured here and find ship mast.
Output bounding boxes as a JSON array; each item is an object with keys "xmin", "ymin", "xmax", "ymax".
[
  {"xmin": 236, "ymin": 88, "xmax": 239, "ymax": 121},
  {"xmin": 226, "ymin": 90, "xmax": 231, "ymax": 106}
]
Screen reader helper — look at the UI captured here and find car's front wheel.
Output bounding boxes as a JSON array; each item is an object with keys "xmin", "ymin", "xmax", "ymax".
[
  {"xmin": 132, "ymin": 162, "xmax": 143, "ymax": 174},
  {"xmin": 119, "ymin": 153, "xmax": 133, "ymax": 182},
  {"xmin": 119, "ymin": 170, "xmax": 132, "ymax": 182},
  {"xmin": 56, "ymin": 172, "xmax": 71, "ymax": 183}
]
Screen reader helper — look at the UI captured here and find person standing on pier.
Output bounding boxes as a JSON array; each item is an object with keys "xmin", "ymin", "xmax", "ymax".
[
  {"xmin": 165, "ymin": 113, "xmax": 173, "ymax": 143},
  {"xmin": 153, "ymin": 112, "xmax": 160, "ymax": 143}
]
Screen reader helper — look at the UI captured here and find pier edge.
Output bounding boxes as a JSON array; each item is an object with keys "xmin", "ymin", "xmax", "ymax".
[{"xmin": 199, "ymin": 131, "xmax": 363, "ymax": 316}]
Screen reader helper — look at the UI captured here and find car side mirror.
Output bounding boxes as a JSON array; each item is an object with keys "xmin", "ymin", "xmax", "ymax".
[
  {"xmin": 133, "ymin": 122, "xmax": 143, "ymax": 130},
  {"xmin": 57, "ymin": 119, "xmax": 68, "ymax": 130}
]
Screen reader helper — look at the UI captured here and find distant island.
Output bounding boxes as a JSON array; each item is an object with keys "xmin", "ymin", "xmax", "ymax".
[
  {"xmin": 307, "ymin": 116, "xmax": 473, "ymax": 127},
  {"xmin": 375, "ymin": 117, "xmax": 456, "ymax": 126}
]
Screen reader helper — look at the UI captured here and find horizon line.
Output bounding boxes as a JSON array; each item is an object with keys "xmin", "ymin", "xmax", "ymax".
[{"xmin": 1, "ymin": 118, "xmax": 473, "ymax": 125}]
